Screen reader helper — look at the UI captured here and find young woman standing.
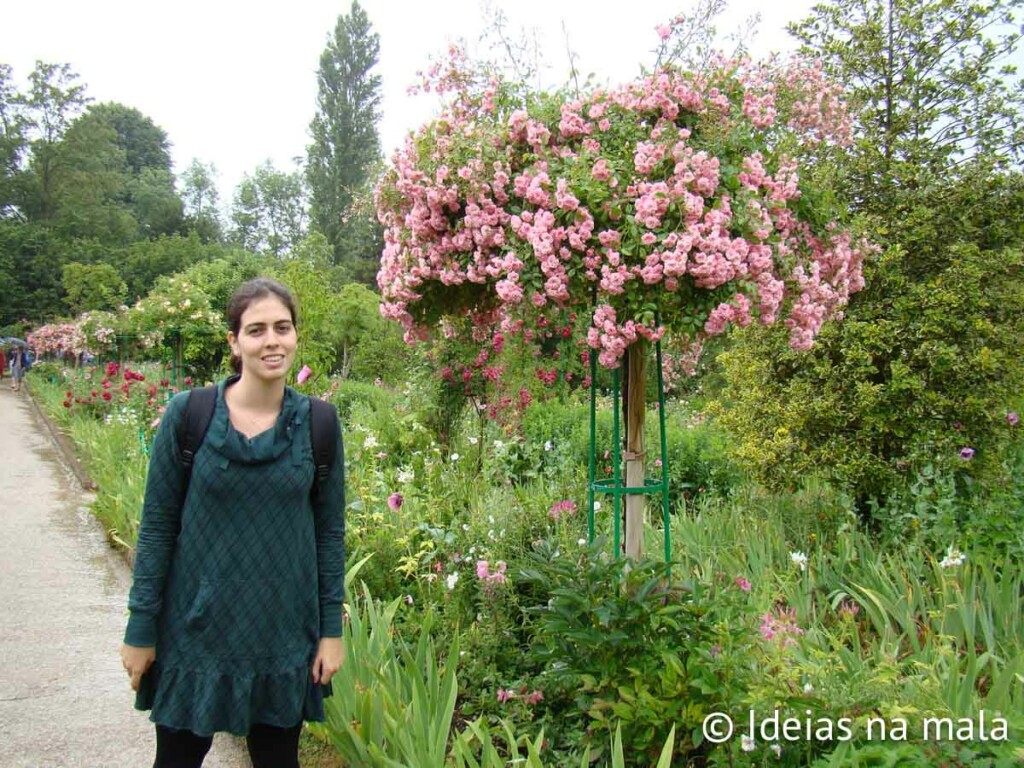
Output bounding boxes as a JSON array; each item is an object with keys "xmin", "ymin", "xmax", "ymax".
[{"xmin": 120, "ymin": 278, "xmax": 345, "ymax": 768}]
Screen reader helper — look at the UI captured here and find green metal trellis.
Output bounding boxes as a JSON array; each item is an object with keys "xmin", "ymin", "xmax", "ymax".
[{"xmin": 587, "ymin": 320, "xmax": 672, "ymax": 564}]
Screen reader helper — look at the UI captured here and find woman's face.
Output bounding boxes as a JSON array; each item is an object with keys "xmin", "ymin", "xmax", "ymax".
[{"xmin": 228, "ymin": 295, "xmax": 297, "ymax": 384}]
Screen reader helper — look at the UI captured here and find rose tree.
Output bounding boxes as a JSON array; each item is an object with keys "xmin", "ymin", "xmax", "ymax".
[{"xmin": 376, "ymin": 49, "xmax": 873, "ymax": 557}]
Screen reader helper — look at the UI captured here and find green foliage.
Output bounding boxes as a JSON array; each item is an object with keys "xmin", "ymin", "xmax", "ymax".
[
  {"xmin": 718, "ymin": 242, "xmax": 1024, "ymax": 511},
  {"xmin": 306, "ymin": 0, "xmax": 382, "ymax": 269},
  {"xmin": 519, "ymin": 541, "xmax": 733, "ymax": 765},
  {"xmin": 62, "ymin": 261, "xmax": 127, "ymax": 313},
  {"xmin": 230, "ymin": 160, "xmax": 307, "ymax": 257},
  {"xmin": 317, "ymin": 585, "xmax": 459, "ymax": 768}
]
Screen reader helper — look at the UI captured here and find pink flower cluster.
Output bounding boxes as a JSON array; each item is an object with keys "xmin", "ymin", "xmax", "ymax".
[
  {"xmin": 476, "ymin": 559, "xmax": 507, "ymax": 585},
  {"xmin": 548, "ymin": 499, "xmax": 578, "ymax": 521},
  {"xmin": 497, "ymin": 687, "xmax": 544, "ymax": 706},
  {"xmin": 27, "ymin": 323, "xmax": 87, "ymax": 356},
  {"xmin": 759, "ymin": 607, "xmax": 805, "ymax": 648},
  {"xmin": 376, "ymin": 50, "xmax": 870, "ymax": 370}
]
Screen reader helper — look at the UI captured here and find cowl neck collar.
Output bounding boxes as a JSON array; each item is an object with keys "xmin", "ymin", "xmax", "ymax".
[{"xmin": 202, "ymin": 375, "xmax": 308, "ymax": 464}]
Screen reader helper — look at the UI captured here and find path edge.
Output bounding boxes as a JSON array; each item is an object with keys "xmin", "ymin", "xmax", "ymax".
[{"xmin": 22, "ymin": 380, "xmax": 98, "ymax": 493}]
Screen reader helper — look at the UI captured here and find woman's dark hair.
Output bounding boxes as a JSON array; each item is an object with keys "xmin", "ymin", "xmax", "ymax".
[{"xmin": 226, "ymin": 277, "xmax": 297, "ymax": 373}]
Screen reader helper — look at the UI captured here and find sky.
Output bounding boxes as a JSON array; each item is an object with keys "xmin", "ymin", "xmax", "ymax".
[{"xmin": 1, "ymin": 0, "xmax": 818, "ymax": 209}]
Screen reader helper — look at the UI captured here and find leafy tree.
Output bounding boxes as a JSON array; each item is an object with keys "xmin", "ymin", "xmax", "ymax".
[
  {"xmin": 62, "ymin": 261, "xmax": 127, "ymax": 313},
  {"xmin": 0, "ymin": 64, "xmax": 27, "ymax": 215},
  {"xmin": 180, "ymin": 159, "xmax": 223, "ymax": 243},
  {"xmin": 85, "ymin": 102, "xmax": 172, "ymax": 176},
  {"xmin": 306, "ymin": 0, "xmax": 382, "ymax": 273},
  {"xmin": 117, "ymin": 232, "xmax": 228, "ymax": 300},
  {"xmin": 0, "ymin": 219, "xmax": 64, "ymax": 323},
  {"xmin": 788, "ymin": 0, "xmax": 1024, "ymax": 222},
  {"xmin": 20, "ymin": 62, "xmax": 90, "ymax": 221},
  {"xmin": 719, "ymin": 0, "xmax": 1024, "ymax": 514},
  {"xmin": 49, "ymin": 112, "xmax": 136, "ymax": 242},
  {"xmin": 230, "ymin": 160, "xmax": 307, "ymax": 257}
]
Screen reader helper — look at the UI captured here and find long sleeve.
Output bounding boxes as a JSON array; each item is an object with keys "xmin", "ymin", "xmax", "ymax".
[
  {"xmin": 124, "ymin": 393, "xmax": 189, "ymax": 647},
  {"xmin": 312, "ymin": 417, "xmax": 346, "ymax": 638}
]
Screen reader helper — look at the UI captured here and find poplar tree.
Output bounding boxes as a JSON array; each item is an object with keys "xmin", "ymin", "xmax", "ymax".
[{"xmin": 306, "ymin": 0, "xmax": 382, "ymax": 277}]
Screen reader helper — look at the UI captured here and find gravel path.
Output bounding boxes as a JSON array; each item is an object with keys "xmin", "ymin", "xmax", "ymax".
[{"xmin": 0, "ymin": 386, "xmax": 249, "ymax": 768}]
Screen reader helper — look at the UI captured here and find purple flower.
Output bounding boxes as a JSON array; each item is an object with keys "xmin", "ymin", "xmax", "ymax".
[
  {"xmin": 959, "ymin": 447, "xmax": 975, "ymax": 460},
  {"xmin": 1008, "ymin": 412, "xmax": 1020, "ymax": 427},
  {"xmin": 387, "ymin": 492, "xmax": 404, "ymax": 510},
  {"xmin": 296, "ymin": 364, "xmax": 312, "ymax": 384}
]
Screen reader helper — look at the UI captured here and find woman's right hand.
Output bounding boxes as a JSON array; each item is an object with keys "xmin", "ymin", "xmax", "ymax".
[{"xmin": 120, "ymin": 644, "xmax": 156, "ymax": 691}]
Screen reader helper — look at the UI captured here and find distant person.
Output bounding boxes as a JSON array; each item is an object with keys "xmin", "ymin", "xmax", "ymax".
[
  {"xmin": 119, "ymin": 277, "xmax": 346, "ymax": 768},
  {"xmin": 0, "ymin": 347, "xmax": 6, "ymax": 380},
  {"xmin": 10, "ymin": 347, "xmax": 25, "ymax": 391}
]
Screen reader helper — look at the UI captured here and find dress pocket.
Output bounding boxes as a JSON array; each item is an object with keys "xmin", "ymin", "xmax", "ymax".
[{"xmin": 184, "ymin": 577, "xmax": 308, "ymax": 659}]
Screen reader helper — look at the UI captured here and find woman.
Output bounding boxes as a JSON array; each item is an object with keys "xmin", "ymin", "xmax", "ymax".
[{"xmin": 120, "ymin": 278, "xmax": 345, "ymax": 768}]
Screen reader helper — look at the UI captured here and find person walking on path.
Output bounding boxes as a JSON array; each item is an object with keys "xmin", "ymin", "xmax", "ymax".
[
  {"xmin": 0, "ymin": 380, "xmax": 249, "ymax": 767},
  {"xmin": 120, "ymin": 277, "xmax": 346, "ymax": 768},
  {"xmin": 10, "ymin": 346, "xmax": 25, "ymax": 391}
]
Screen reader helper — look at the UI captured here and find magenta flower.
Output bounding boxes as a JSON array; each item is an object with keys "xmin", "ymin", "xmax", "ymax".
[
  {"xmin": 522, "ymin": 690, "xmax": 544, "ymax": 706},
  {"xmin": 387, "ymin": 492, "xmax": 403, "ymax": 510},
  {"xmin": 496, "ymin": 688, "xmax": 515, "ymax": 703},
  {"xmin": 1008, "ymin": 412, "xmax": 1020, "ymax": 427},
  {"xmin": 734, "ymin": 576, "xmax": 751, "ymax": 592},
  {"xmin": 296, "ymin": 365, "xmax": 312, "ymax": 384},
  {"xmin": 549, "ymin": 500, "xmax": 578, "ymax": 521},
  {"xmin": 959, "ymin": 447, "xmax": 975, "ymax": 460}
]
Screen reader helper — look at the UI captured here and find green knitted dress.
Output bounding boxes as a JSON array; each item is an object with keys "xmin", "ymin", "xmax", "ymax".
[{"xmin": 124, "ymin": 379, "xmax": 345, "ymax": 736}]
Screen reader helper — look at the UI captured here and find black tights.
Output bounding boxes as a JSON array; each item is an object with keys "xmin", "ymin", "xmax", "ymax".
[{"xmin": 154, "ymin": 722, "xmax": 302, "ymax": 768}]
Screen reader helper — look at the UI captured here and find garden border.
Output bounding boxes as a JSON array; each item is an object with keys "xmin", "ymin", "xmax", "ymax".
[{"xmin": 22, "ymin": 381, "xmax": 98, "ymax": 493}]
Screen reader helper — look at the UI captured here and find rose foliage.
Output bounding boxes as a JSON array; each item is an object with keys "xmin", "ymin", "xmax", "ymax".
[{"xmin": 375, "ymin": 45, "xmax": 874, "ymax": 372}]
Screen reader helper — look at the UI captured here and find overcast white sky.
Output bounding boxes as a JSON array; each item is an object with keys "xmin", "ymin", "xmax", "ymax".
[{"xmin": 2, "ymin": 0, "xmax": 817, "ymax": 208}]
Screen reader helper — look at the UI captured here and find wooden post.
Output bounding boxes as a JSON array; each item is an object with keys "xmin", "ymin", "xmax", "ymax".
[{"xmin": 623, "ymin": 340, "xmax": 647, "ymax": 559}]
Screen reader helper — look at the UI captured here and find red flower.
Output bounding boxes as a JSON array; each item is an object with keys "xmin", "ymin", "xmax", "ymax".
[{"xmin": 102, "ymin": 392, "xmax": 112, "ymax": 401}]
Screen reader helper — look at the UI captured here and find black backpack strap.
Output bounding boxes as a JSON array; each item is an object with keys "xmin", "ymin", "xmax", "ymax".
[
  {"xmin": 176, "ymin": 386, "xmax": 218, "ymax": 496},
  {"xmin": 308, "ymin": 396, "xmax": 339, "ymax": 501}
]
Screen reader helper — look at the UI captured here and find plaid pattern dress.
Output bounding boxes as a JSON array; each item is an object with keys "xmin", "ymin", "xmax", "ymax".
[{"xmin": 124, "ymin": 380, "xmax": 345, "ymax": 736}]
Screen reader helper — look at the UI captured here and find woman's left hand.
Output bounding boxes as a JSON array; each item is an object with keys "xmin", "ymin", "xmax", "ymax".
[{"xmin": 312, "ymin": 637, "xmax": 344, "ymax": 685}]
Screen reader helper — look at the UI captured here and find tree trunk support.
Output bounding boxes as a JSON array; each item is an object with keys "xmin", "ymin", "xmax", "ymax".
[{"xmin": 588, "ymin": 334, "xmax": 672, "ymax": 564}]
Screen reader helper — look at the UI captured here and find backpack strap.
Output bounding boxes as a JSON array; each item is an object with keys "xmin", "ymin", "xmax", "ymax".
[
  {"xmin": 175, "ymin": 386, "xmax": 218, "ymax": 497},
  {"xmin": 308, "ymin": 396, "xmax": 339, "ymax": 501}
]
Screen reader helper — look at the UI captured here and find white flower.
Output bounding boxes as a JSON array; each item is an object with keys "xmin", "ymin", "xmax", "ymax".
[
  {"xmin": 803, "ymin": 682, "xmax": 814, "ymax": 694},
  {"xmin": 940, "ymin": 546, "xmax": 966, "ymax": 569},
  {"xmin": 462, "ymin": 524, "xmax": 470, "ymax": 531},
  {"xmin": 363, "ymin": 434, "xmax": 379, "ymax": 449},
  {"xmin": 450, "ymin": 453, "xmax": 460, "ymax": 462},
  {"xmin": 790, "ymin": 551, "xmax": 809, "ymax": 572},
  {"xmin": 770, "ymin": 744, "xmax": 782, "ymax": 758},
  {"xmin": 488, "ymin": 515, "xmax": 495, "ymax": 524},
  {"xmin": 577, "ymin": 538, "xmax": 587, "ymax": 546},
  {"xmin": 544, "ymin": 440, "xmax": 553, "ymax": 451},
  {"xmin": 741, "ymin": 734, "xmax": 756, "ymax": 752},
  {"xmin": 593, "ymin": 501, "xmax": 601, "ymax": 511},
  {"xmin": 397, "ymin": 469, "xmax": 414, "ymax": 484},
  {"xmin": 445, "ymin": 572, "xmax": 459, "ymax": 590},
  {"xmin": 468, "ymin": 436, "xmax": 478, "ymax": 445}
]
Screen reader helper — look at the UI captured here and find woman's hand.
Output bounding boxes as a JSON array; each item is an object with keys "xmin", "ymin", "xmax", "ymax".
[
  {"xmin": 120, "ymin": 644, "xmax": 156, "ymax": 691},
  {"xmin": 312, "ymin": 637, "xmax": 344, "ymax": 685}
]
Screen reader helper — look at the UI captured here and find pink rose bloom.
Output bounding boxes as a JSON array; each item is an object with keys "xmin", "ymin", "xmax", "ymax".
[{"xmin": 296, "ymin": 365, "xmax": 312, "ymax": 384}]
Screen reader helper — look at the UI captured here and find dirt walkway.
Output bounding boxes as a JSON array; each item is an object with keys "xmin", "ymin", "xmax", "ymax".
[{"xmin": 0, "ymin": 386, "xmax": 249, "ymax": 768}]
